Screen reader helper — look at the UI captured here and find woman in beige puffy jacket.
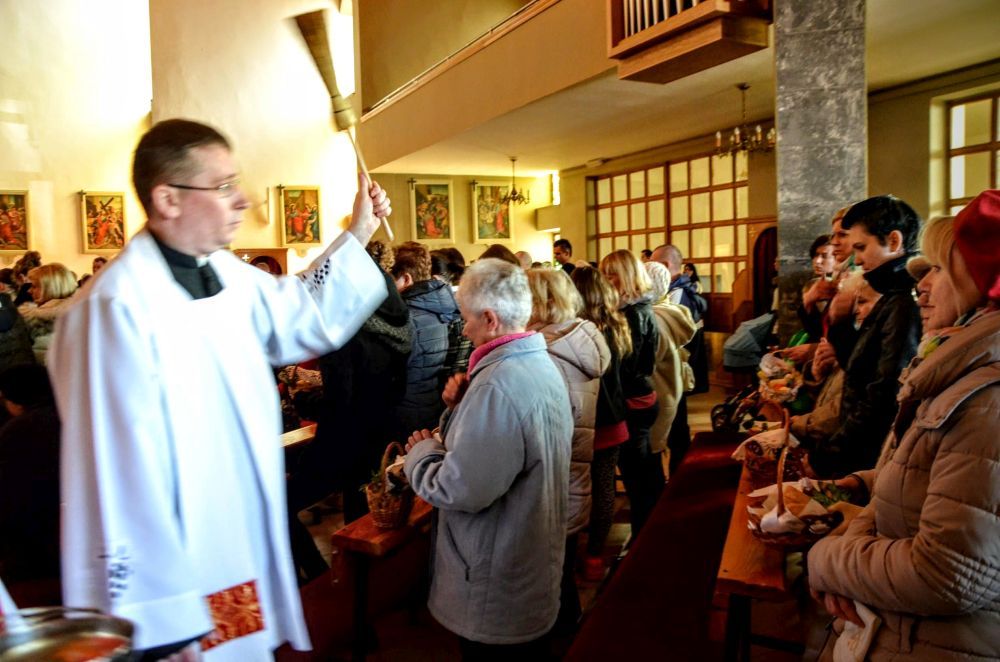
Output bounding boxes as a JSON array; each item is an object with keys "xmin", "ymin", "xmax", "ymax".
[
  {"xmin": 526, "ymin": 268, "xmax": 610, "ymax": 632},
  {"xmin": 644, "ymin": 261, "xmax": 696, "ymax": 476},
  {"xmin": 807, "ymin": 196, "xmax": 1000, "ymax": 661}
]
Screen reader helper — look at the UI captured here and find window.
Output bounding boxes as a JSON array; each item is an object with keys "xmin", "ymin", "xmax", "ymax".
[
  {"xmin": 947, "ymin": 91, "xmax": 999, "ymax": 214},
  {"xmin": 588, "ymin": 151, "xmax": 750, "ymax": 295}
]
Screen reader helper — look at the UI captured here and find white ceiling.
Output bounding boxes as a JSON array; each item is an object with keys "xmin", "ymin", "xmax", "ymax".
[{"xmin": 373, "ymin": 0, "xmax": 1000, "ymax": 177}]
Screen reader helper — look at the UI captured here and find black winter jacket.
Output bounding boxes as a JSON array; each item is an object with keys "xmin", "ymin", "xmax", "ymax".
[
  {"xmin": 397, "ymin": 279, "xmax": 460, "ymax": 436},
  {"xmin": 300, "ymin": 269, "xmax": 410, "ymax": 493},
  {"xmin": 0, "ymin": 403, "xmax": 61, "ymax": 592},
  {"xmin": 808, "ymin": 255, "xmax": 921, "ymax": 477},
  {"xmin": 595, "ymin": 328, "xmax": 627, "ymax": 428},
  {"xmin": 619, "ymin": 300, "xmax": 659, "ymax": 399},
  {"xmin": 0, "ymin": 294, "xmax": 35, "ymax": 372}
]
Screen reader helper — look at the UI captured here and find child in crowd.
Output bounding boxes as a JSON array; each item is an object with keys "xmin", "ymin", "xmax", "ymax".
[{"xmin": 804, "ymin": 195, "xmax": 923, "ymax": 478}]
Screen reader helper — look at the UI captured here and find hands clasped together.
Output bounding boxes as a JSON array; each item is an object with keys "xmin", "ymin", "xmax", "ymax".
[{"xmin": 404, "ymin": 373, "xmax": 469, "ymax": 453}]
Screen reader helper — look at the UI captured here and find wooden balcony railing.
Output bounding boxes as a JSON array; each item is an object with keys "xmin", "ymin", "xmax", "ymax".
[{"xmin": 607, "ymin": 0, "xmax": 772, "ymax": 84}]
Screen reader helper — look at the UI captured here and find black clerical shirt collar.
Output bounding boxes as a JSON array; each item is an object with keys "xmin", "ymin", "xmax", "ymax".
[{"xmin": 150, "ymin": 231, "xmax": 223, "ymax": 299}]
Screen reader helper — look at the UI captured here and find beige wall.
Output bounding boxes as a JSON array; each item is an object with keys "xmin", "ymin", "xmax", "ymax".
[
  {"xmin": 358, "ymin": 0, "xmax": 529, "ymax": 109},
  {"xmin": 2, "ymin": 0, "xmax": 370, "ymax": 276},
  {"xmin": 371, "ymin": 172, "xmax": 557, "ymax": 264},
  {"xmin": 868, "ymin": 60, "xmax": 1000, "ymax": 219},
  {"xmin": 149, "ymin": 0, "xmax": 373, "ymax": 272},
  {"xmin": 0, "ymin": 0, "xmax": 152, "ymax": 277},
  {"xmin": 8, "ymin": 0, "xmax": 999, "ymax": 277},
  {"xmin": 358, "ymin": 0, "xmax": 614, "ymax": 170}
]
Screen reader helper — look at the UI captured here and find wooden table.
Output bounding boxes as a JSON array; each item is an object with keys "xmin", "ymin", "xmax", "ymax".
[
  {"xmin": 330, "ymin": 496, "xmax": 433, "ymax": 662},
  {"xmin": 715, "ymin": 466, "xmax": 802, "ymax": 661}
]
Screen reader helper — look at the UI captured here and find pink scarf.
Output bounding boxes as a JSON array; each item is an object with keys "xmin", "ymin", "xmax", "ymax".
[{"xmin": 467, "ymin": 331, "xmax": 535, "ymax": 374}]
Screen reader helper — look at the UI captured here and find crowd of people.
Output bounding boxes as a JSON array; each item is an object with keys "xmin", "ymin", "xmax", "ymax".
[
  {"xmin": 0, "ymin": 116, "xmax": 997, "ymax": 661},
  {"xmin": 0, "ymin": 253, "xmax": 107, "ymax": 368},
  {"xmin": 746, "ymin": 191, "xmax": 1000, "ymax": 660},
  {"xmin": 280, "ymin": 235, "xmax": 705, "ymax": 653}
]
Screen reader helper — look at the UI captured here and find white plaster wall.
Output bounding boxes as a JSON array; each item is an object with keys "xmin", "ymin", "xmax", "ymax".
[
  {"xmin": 150, "ymin": 0, "xmax": 361, "ymax": 271},
  {"xmin": 0, "ymin": 0, "xmax": 152, "ymax": 276}
]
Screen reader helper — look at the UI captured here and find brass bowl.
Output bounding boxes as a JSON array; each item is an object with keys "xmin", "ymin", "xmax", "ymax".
[{"xmin": 0, "ymin": 607, "xmax": 133, "ymax": 661}]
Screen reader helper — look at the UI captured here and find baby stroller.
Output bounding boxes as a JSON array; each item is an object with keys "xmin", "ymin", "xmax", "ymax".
[
  {"xmin": 723, "ymin": 311, "xmax": 775, "ymax": 370},
  {"xmin": 711, "ymin": 312, "xmax": 777, "ymax": 432},
  {"xmin": 710, "ymin": 383, "xmax": 758, "ymax": 432}
]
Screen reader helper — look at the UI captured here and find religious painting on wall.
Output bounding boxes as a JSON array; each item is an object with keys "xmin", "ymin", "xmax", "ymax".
[
  {"xmin": 0, "ymin": 191, "xmax": 29, "ymax": 255},
  {"xmin": 473, "ymin": 181, "xmax": 512, "ymax": 243},
  {"xmin": 80, "ymin": 192, "xmax": 126, "ymax": 253},
  {"xmin": 409, "ymin": 179, "xmax": 453, "ymax": 243},
  {"xmin": 280, "ymin": 186, "xmax": 321, "ymax": 246}
]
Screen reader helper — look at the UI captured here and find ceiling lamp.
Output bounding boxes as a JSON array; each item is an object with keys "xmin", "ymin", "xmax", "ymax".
[
  {"xmin": 715, "ymin": 83, "xmax": 775, "ymax": 158},
  {"xmin": 501, "ymin": 157, "xmax": 530, "ymax": 205}
]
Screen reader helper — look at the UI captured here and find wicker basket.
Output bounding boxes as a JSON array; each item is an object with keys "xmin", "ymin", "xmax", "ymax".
[
  {"xmin": 746, "ymin": 443, "xmax": 844, "ymax": 549},
  {"xmin": 742, "ymin": 407, "xmax": 807, "ymax": 490},
  {"xmin": 365, "ymin": 442, "xmax": 414, "ymax": 529}
]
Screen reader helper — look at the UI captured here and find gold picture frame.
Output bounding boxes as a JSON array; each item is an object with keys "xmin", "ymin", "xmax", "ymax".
[
  {"xmin": 473, "ymin": 181, "xmax": 512, "ymax": 244},
  {"xmin": 0, "ymin": 190, "xmax": 29, "ymax": 255},
  {"xmin": 80, "ymin": 191, "xmax": 126, "ymax": 253},
  {"xmin": 409, "ymin": 179, "xmax": 454, "ymax": 244},
  {"xmin": 279, "ymin": 186, "xmax": 322, "ymax": 246}
]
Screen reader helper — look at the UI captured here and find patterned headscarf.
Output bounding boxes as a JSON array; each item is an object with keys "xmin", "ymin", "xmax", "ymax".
[{"xmin": 644, "ymin": 260, "xmax": 672, "ymax": 304}]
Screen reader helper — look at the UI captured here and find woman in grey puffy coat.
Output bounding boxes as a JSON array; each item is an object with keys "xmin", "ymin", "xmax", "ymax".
[{"xmin": 527, "ymin": 268, "xmax": 610, "ymax": 631}]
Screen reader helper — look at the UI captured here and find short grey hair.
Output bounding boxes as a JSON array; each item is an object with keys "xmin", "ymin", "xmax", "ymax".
[{"xmin": 459, "ymin": 258, "xmax": 531, "ymax": 330}]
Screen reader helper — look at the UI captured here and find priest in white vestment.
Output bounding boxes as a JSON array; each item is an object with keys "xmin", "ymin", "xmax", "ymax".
[{"xmin": 49, "ymin": 119, "xmax": 390, "ymax": 661}]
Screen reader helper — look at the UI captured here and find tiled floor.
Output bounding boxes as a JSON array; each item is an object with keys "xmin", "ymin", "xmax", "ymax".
[{"xmin": 295, "ymin": 386, "xmax": 794, "ymax": 660}]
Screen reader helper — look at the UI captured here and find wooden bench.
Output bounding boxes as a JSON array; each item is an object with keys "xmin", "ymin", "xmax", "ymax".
[
  {"xmin": 330, "ymin": 497, "xmax": 434, "ymax": 662},
  {"xmin": 273, "ymin": 473, "xmax": 433, "ymax": 661},
  {"xmin": 715, "ymin": 466, "xmax": 802, "ymax": 661}
]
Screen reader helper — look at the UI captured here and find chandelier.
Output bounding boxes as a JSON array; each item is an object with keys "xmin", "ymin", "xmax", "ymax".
[
  {"xmin": 715, "ymin": 83, "xmax": 775, "ymax": 158},
  {"xmin": 500, "ymin": 157, "xmax": 530, "ymax": 205}
]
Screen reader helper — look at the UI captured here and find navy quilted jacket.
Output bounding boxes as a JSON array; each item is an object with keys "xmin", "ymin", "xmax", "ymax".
[{"xmin": 396, "ymin": 279, "xmax": 460, "ymax": 436}]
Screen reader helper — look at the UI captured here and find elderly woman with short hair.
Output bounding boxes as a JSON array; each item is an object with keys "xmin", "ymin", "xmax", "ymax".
[
  {"xmin": 404, "ymin": 258, "xmax": 574, "ymax": 658},
  {"xmin": 807, "ymin": 191, "xmax": 1000, "ymax": 661}
]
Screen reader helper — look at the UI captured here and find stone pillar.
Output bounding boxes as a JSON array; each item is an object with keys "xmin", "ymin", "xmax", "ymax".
[{"xmin": 773, "ymin": 0, "xmax": 866, "ymax": 342}]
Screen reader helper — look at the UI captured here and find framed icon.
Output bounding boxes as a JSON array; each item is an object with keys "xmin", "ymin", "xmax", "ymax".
[
  {"xmin": 280, "ymin": 186, "xmax": 321, "ymax": 246},
  {"xmin": 410, "ymin": 179, "xmax": 454, "ymax": 243},
  {"xmin": 0, "ymin": 191, "xmax": 29, "ymax": 254},
  {"xmin": 473, "ymin": 181, "xmax": 512, "ymax": 243},
  {"xmin": 80, "ymin": 191, "xmax": 126, "ymax": 253}
]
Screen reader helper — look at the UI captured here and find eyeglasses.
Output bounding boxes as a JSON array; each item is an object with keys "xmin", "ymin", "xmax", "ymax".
[{"xmin": 167, "ymin": 179, "xmax": 241, "ymax": 197}]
